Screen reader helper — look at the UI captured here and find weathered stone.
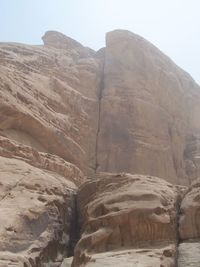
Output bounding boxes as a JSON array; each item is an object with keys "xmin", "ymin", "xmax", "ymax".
[
  {"xmin": 0, "ymin": 156, "xmax": 76, "ymax": 266},
  {"xmin": 0, "ymin": 33, "xmax": 103, "ymax": 175},
  {"xmin": 73, "ymin": 173, "xmax": 179, "ymax": 266},
  {"xmin": 1, "ymin": 29, "xmax": 200, "ymax": 266},
  {"xmin": 179, "ymin": 178, "xmax": 200, "ymax": 240},
  {"xmin": 178, "ymin": 242, "xmax": 200, "ymax": 267},
  {"xmin": 71, "ymin": 246, "xmax": 176, "ymax": 267},
  {"xmin": 96, "ymin": 30, "xmax": 200, "ymax": 185}
]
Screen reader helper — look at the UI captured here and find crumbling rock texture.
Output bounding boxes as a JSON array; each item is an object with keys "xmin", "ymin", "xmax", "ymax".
[
  {"xmin": 0, "ymin": 31, "xmax": 103, "ymax": 175},
  {"xmin": 72, "ymin": 173, "xmax": 178, "ymax": 266},
  {"xmin": 0, "ymin": 156, "xmax": 77, "ymax": 266},
  {"xmin": 0, "ymin": 29, "xmax": 200, "ymax": 266}
]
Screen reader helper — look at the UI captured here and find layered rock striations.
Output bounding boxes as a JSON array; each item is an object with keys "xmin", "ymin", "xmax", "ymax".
[
  {"xmin": 0, "ymin": 29, "xmax": 200, "ymax": 266},
  {"xmin": 0, "ymin": 156, "xmax": 77, "ymax": 266},
  {"xmin": 0, "ymin": 30, "xmax": 102, "ymax": 266},
  {"xmin": 73, "ymin": 173, "xmax": 179, "ymax": 266},
  {"xmin": 0, "ymin": 31, "xmax": 103, "ymax": 175},
  {"xmin": 1, "ymin": 29, "xmax": 200, "ymax": 184}
]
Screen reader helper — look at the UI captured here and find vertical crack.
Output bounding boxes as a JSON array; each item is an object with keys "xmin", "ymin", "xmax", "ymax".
[
  {"xmin": 95, "ymin": 50, "xmax": 105, "ymax": 173},
  {"xmin": 175, "ymin": 188, "xmax": 184, "ymax": 267},
  {"xmin": 68, "ymin": 193, "xmax": 80, "ymax": 257}
]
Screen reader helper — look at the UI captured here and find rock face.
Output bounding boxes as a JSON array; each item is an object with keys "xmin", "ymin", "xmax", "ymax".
[
  {"xmin": 178, "ymin": 179, "xmax": 200, "ymax": 267},
  {"xmin": 0, "ymin": 32, "xmax": 103, "ymax": 175},
  {"xmin": 96, "ymin": 30, "xmax": 200, "ymax": 185},
  {"xmin": 1, "ymin": 29, "xmax": 200, "ymax": 183},
  {"xmin": 0, "ymin": 31, "xmax": 99, "ymax": 265},
  {"xmin": 0, "ymin": 29, "xmax": 200, "ymax": 266},
  {"xmin": 179, "ymin": 178, "xmax": 200, "ymax": 240},
  {"xmin": 0, "ymin": 156, "xmax": 77, "ymax": 266},
  {"xmin": 72, "ymin": 173, "xmax": 179, "ymax": 266}
]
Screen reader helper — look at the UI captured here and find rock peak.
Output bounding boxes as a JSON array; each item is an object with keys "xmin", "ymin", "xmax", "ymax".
[
  {"xmin": 42, "ymin": 30, "xmax": 95, "ymax": 57},
  {"xmin": 42, "ymin": 30, "xmax": 84, "ymax": 50}
]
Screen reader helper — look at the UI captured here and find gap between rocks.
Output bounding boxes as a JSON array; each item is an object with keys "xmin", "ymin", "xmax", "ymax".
[
  {"xmin": 175, "ymin": 192, "xmax": 182, "ymax": 267},
  {"xmin": 65, "ymin": 186, "xmax": 189, "ymax": 266},
  {"xmin": 68, "ymin": 194, "xmax": 80, "ymax": 258},
  {"xmin": 95, "ymin": 52, "xmax": 105, "ymax": 173}
]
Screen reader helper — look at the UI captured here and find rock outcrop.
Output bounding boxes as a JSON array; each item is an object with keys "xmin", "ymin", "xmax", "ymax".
[
  {"xmin": 179, "ymin": 178, "xmax": 200, "ymax": 240},
  {"xmin": 0, "ymin": 33, "xmax": 103, "ymax": 175},
  {"xmin": 178, "ymin": 178, "xmax": 200, "ymax": 267},
  {"xmin": 0, "ymin": 29, "xmax": 200, "ymax": 266},
  {"xmin": 0, "ymin": 31, "xmax": 100, "ymax": 265},
  {"xmin": 72, "ymin": 173, "xmax": 179, "ymax": 266},
  {"xmin": 96, "ymin": 30, "xmax": 200, "ymax": 185},
  {"xmin": 0, "ymin": 156, "xmax": 77, "ymax": 266}
]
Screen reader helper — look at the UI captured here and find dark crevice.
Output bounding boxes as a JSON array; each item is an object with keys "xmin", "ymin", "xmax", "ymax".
[
  {"xmin": 175, "ymin": 191, "xmax": 183, "ymax": 267},
  {"xmin": 95, "ymin": 52, "xmax": 105, "ymax": 173},
  {"xmin": 68, "ymin": 193, "xmax": 80, "ymax": 257}
]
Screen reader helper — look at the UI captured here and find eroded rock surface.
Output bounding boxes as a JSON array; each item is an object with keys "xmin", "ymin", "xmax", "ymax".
[
  {"xmin": 0, "ymin": 29, "xmax": 200, "ymax": 266},
  {"xmin": 0, "ymin": 31, "xmax": 103, "ymax": 175},
  {"xmin": 179, "ymin": 178, "xmax": 200, "ymax": 240},
  {"xmin": 0, "ymin": 31, "xmax": 97, "ymax": 265},
  {"xmin": 0, "ymin": 156, "xmax": 77, "ymax": 266},
  {"xmin": 72, "ymin": 173, "xmax": 179, "ymax": 266}
]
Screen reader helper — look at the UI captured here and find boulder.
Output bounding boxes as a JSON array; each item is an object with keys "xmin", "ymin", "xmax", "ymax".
[
  {"xmin": 0, "ymin": 156, "xmax": 77, "ymax": 266},
  {"xmin": 73, "ymin": 173, "xmax": 179, "ymax": 266}
]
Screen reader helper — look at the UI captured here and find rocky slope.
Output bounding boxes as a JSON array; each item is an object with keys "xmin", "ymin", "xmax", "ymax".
[
  {"xmin": 0, "ymin": 29, "xmax": 200, "ymax": 266},
  {"xmin": 0, "ymin": 31, "xmax": 103, "ymax": 175}
]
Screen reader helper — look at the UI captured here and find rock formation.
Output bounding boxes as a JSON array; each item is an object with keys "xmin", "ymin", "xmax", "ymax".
[
  {"xmin": 73, "ymin": 173, "xmax": 179, "ymax": 266},
  {"xmin": 0, "ymin": 32, "xmax": 103, "ymax": 175},
  {"xmin": 0, "ymin": 29, "xmax": 200, "ymax": 266},
  {"xmin": 0, "ymin": 156, "xmax": 77, "ymax": 266},
  {"xmin": 178, "ymin": 179, "xmax": 200, "ymax": 267},
  {"xmin": 96, "ymin": 30, "xmax": 200, "ymax": 186}
]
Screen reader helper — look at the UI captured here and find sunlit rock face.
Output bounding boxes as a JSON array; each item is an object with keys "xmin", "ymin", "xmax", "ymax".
[
  {"xmin": 0, "ymin": 30, "xmax": 101, "ymax": 265},
  {"xmin": 0, "ymin": 156, "xmax": 77, "ymax": 266},
  {"xmin": 1, "ymin": 29, "xmax": 200, "ymax": 266},
  {"xmin": 1, "ymin": 29, "xmax": 200, "ymax": 184},
  {"xmin": 0, "ymin": 31, "xmax": 104, "ymax": 176}
]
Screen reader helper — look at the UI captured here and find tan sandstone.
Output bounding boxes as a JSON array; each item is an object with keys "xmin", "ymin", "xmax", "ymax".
[
  {"xmin": 1, "ymin": 29, "xmax": 200, "ymax": 266},
  {"xmin": 0, "ymin": 156, "xmax": 77, "ymax": 266},
  {"xmin": 179, "ymin": 178, "xmax": 200, "ymax": 240},
  {"xmin": 0, "ymin": 32, "xmax": 103, "ymax": 175},
  {"xmin": 96, "ymin": 30, "xmax": 200, "ymax": 185},
  {"xmin": 72, "ymin": 173, "xmax": 179, "ymax": 266}
]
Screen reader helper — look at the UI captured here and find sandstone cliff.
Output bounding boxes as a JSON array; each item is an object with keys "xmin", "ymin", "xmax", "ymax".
[
  {"xmin": 96, "ymin": 30, "xmax": 200, "ymax": 186},
  {"xmin": 0, "ymin": 29, "xmax": 200, "ymax": 266}
]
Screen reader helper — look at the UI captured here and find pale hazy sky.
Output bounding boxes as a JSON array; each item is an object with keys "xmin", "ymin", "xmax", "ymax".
[{"xmin": 1, "ymin": 0, "xmax": 200, "ymax": 84}]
